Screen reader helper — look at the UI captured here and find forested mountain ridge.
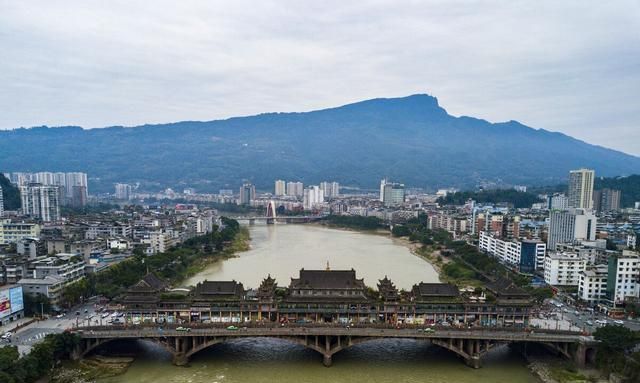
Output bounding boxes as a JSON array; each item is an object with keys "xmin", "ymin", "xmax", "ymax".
[{"xmin": 0, "ymin": 94, "xmax": 639, "ymax": 193}]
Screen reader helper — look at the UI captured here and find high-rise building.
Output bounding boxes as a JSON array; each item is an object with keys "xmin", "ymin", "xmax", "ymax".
[
  {"xmin": 593, "ymin": 189, "xmax": 621, "ymax": 212},
  {"xmin": 320, "ymin": 181, "xmax": 339, "ymax": 199},
  {"xmin": 382, "ymin": 182, "xmax": 405, "ymax": 207},
  {"xmin": 379, "ymin": 179, "xmax": 387, "ymax": 202},
  {"xmin": 274, "ymin": 180, "xmax": 286, "ymax": 196},
  {"xmin": 568, "ymin": 168, "xmax": 594, "ymax": 209},
  {"xmin": 71, "ymin": 186, "xmax": 88, "ymax": 208},
  {"xmin": 303, "ymin": 186, "xmax": 324, "ymax": 210},
  {"xmin": 115, "ymin": 183, "xmax": 133, "ymax": 200},
  {"xmin": 606, "ymin": 252, "xmax": 639, "ymax": 304},
  {"xmin": 65, "ymin": 172, "xmax": 88, "ymax": 198},
  {"xmin": 20, "ymin": 183, "xmax": 60, "ymax": 222},
  {"xmin": 239, "ymin": 183, "xmax": 255, "ymax": 205},
  {"xmin": 547, "ymin": 193, "xmax": 569, "ymax": 209},
  {"xmin": 547, "ymin": 208, "xmax": 597, "ymax": 251},
  {"xmin": 286, "ymin": 181, "xmax": 304, "ymax": 197},
  {"xmin": 0, "ymin": 186, "xmax": 3, "ymax": 217}
]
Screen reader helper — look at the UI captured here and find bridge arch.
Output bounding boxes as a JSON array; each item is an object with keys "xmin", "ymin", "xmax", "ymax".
[
  {"xmin": 182, "ymin": 334, "xmax": 382, "ymax": 367},
  {"xmin": 78, "ymin": 336, "xmax": 177, "ymax": 360}
]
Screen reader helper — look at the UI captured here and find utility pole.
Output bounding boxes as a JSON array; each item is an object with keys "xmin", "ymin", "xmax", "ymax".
[{"xmin": 40, "ymin": 302, "xmax": 44, "ymax": 319}]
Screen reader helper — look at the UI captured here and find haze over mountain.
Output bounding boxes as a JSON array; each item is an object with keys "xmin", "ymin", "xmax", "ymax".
[{"xmin": 1, "ymin": 94, "xmax": 639, "ymax": 193}]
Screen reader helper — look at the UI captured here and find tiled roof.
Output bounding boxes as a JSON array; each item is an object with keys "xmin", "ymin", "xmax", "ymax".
[{"xmin": 290, "ymin": 269, "xmax": 365, "ymax": 290}]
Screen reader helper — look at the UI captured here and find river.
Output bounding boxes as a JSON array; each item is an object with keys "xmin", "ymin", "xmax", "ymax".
[
  {"xmin": 184, "ymin": 223, "xmax": 439, "ymax": 289},
  {"xmin": 98, "ymin": 224, "xmax": 539, "ymax": 383}
]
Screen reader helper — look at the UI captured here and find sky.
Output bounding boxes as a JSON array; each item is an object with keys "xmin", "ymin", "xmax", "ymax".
[{"xmin": 1, "ymin": 1, "xmax": 639, "ymax": 155}]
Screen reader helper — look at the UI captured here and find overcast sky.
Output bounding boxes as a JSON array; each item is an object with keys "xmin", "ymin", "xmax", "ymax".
[{"xmin": 1, "ymin": 1, "xmax": 639, "ymax": 155}]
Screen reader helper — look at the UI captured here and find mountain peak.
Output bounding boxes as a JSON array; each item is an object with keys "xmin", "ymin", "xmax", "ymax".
[{"xmin": 1, "ymin": 93, "xmax": 638, "ymax": 192}]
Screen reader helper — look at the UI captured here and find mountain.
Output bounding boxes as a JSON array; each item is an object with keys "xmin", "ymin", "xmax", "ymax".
[
  {"xmin": 1, "ymin": 94, "xmax": 639, "ymax": 193},
  {"xmin": 596, "ymin": 175, "xmax": 640, "ymax": 208}
]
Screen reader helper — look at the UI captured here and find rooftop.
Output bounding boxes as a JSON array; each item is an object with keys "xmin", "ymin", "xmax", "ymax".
[{"xmin": 290, "ymin": 269, "xmax": 366, "ymax": 290}]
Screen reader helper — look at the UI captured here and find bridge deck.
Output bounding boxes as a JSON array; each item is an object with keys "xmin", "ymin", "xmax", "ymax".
[{"xmin": 77, "ymin": 326, "xmax": 593, "ymax": 343}]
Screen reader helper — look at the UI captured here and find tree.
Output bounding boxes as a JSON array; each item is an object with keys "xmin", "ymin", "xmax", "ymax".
[
  {"xmin": 0, "ymin": 346, "xmax": 19, "ymax": 374},
  {"xmin": 391, "ymin": 225, "xmax": 411, "ymax": 237},
  {"xmin": 24, "ymin": 293, "xmax": 52, "ymax": 316},
  {"xmin": 528, "ymin": 286, "xmax": 554, "ymax": 303},
  {"xmin": 594, "ymin": 325, "xmax": 639, "ymax": 352}
]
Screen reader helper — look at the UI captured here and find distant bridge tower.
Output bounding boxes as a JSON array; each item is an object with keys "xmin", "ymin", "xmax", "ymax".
[{"xmin": 266, "ymin": 200, "xmax": 277, "ymax": 224}]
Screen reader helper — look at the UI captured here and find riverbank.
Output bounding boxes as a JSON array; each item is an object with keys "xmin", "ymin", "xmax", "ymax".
[
  {"xmin": 174, "ymin": 225, "xmax": 251, "ymax": 286},
  {"xmin": 52, "ymin": 356, "xmax": 136, "ymax": 383},
  {"xmin": 526, "ymin": 356, "xmax": 605, "ymax": 383}
]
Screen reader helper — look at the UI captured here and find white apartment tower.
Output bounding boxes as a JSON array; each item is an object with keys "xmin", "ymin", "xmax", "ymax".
[
  {"xmin": 303, "ymin": 186, "xmax": 324, "ymax": 210},
  {"xmin": 320, "ymin": 181, "xmax": 340, "ymax": 199},
  {"xmin": 65, "ymin": 172, "xmax": 88, "ymax": 198},
  {"xmin": 547, "ymin": 208, "xmax": 597, "ymax": 251},
  {"xmin": 0, "ymin": 186, "xmax": 3, "ymax": 217},
  {"xmin": 20, "ymin": 183, "xmax": 60, "ymax": 222},
  {"xmin": 274, "ymin": 180, "xmax": 286, "ymax": 196},
  {"xmin": 286, "ymin": 181, "xmax": 304, "ymax": 197},
  {"xmin": 568, "ymin": 168, "xmax": 594, "ymax": 209},
  {"xmin": 115, "ymin": 183, "xmax": 133, "ymax": 200}
]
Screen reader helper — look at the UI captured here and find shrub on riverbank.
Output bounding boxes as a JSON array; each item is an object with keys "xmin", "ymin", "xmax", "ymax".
[{"xmin": 324, "ymin": 215, "xmax": 384, "ymax": 230}]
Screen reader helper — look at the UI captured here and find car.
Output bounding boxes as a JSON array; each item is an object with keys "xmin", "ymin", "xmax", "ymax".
[
  {"xmin": 226, "ymin": 325, "xmax": 239, "ymax": 331},
  {"xmin": 101, "ymin": 313, "xmax": 110, "ymax": 319},
  {"xmin": 585, "ymin": 320, "xmax": 593, "ymax": 326},
  {"xmin": 56, "ymin": 314, "xmax": 64, "ymax": 319},
  {"xmin": 176, "ymin": 326, "xmax": 191, "ymax": 332},
  {"xmin": 84, "ymin": 309, "xmax": 89, "ymax": 313},
  {"xmin": 613, "ymin": 319, "xmax": 624, "ymax": 325},
  {"xmin": 1, "ymin": 332, "xmax": 12, "ymax": 340},
  {"xmin": 424, "ymin": 328, "xmax": 436, "ymax": 333}
]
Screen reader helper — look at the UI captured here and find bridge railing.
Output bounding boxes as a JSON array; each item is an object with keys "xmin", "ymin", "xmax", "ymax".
[{"xmin": 73, "ymin": 322, "xmax": 585, "ymax": 336}]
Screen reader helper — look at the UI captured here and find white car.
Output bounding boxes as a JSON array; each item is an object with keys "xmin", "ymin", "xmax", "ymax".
[
  {"xmin": 613, "ymin": 319, "xmax": 624, "ymax": 325},
  {"xmin": 1, "ymin": 332, "xmax": 12, "ymax": 339}
]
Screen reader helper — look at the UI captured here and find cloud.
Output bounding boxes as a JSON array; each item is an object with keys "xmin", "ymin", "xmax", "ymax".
[{"xmin": 0, "ymin": 0, "xmax": 639, "ymax": 155}]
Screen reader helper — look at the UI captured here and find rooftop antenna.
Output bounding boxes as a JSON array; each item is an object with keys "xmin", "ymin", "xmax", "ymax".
[{"xmin": 325, "ymin": 261, "xmax": 330, "ymax": 271}]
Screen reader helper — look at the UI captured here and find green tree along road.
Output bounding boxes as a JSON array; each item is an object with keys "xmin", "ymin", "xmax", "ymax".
[
  {"xmin": 0, "ymin": 332, "xmax": 79, "ymax": 383},
  {"xmin": 437, "ymin": 189, "xmax": 544, "ymax": 208},
  {"xmin": 593, "ymin": 325, "xmax": 640, "ymax": 382},
  {"xmin": 60, "ymin": 217, "xmax": 245, "ymax": 306},
  {"xmin": 23, "ymin": 293, "xmax": 53, "ymax": 317}
]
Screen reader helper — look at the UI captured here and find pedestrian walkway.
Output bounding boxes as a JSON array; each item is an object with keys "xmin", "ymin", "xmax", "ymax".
[{"xmin": 0, "ymin": 316, "xmax": 35, "ymax": 334}]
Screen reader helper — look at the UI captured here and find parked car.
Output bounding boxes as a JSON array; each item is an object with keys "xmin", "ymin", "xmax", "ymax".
[
  {"xmin": 176, "ymin": 326, "xmax": 191, "ymax": 332},
  {"xmin": 226, "ymin": 325, "xmax": 239, "ymax": 331},
  {"xmin": 613, "ymin": 319, "xmax": 624, "ymax": 325}
]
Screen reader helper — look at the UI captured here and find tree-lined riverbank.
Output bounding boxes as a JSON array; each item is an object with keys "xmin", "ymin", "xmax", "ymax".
[{"xmin": 61, "ymin": 217, "xmax": 248, "ymax": 309}]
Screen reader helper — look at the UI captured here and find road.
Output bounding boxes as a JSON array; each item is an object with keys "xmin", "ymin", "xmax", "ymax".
[
  {"xmin": 0, "ymin": 301, "xmax": 102, "ymax": 355},
  {"xmin": 530, "ymin": 298, "xmax": 640, "ymax": 335}
]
